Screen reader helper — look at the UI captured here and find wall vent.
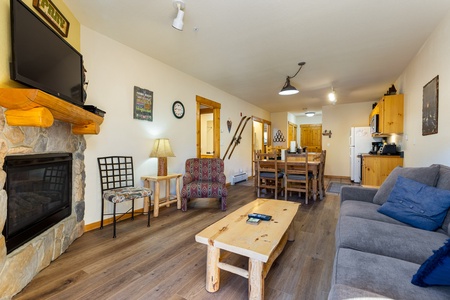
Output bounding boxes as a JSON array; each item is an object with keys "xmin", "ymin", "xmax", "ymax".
[{"xmin": 231, "ymin": 172, "xmax": 248, "ymax": 185}]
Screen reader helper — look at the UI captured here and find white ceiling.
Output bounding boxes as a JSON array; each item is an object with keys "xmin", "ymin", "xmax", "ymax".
[{"xmin": 64, "ymin": 0, "xmax": 450, "ymax": 116}]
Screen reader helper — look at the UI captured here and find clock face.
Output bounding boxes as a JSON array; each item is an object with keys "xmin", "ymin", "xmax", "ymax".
[{"xmin": 172, "ymin": 101, "xmax": 185, "ymax": 119}]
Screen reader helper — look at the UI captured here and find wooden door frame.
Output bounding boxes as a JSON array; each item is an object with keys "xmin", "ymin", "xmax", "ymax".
[
  {"xmin": 196, "ymin": 96, "xmax": 221, "ymax": 158},
  {"xmin": 252, "ymin": 116, "xmax": 271, "ymax": 176}
]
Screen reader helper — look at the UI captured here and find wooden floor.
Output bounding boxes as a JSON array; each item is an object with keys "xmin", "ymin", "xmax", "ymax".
[{"xmin": 14, "ymin": 178, "xmax": 346, "ymax": 300}]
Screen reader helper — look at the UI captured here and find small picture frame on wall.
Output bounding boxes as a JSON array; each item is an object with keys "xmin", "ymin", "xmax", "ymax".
[
  {"xmin": 133, "ymin": 86, "xmax": 153, "ymax": 121},
  {"xmin": 422, "ymin": 75, "xmax": 439, "ymax": 136}
]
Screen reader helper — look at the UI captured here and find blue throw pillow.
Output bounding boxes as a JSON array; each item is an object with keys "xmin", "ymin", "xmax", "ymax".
[
  {"xmin": 412, "ymin": 239, "xmax": 450, "ymax": 287},
  {"xmin": 378, "ymin": 176, "xmax": 450, "ymax": 231}
]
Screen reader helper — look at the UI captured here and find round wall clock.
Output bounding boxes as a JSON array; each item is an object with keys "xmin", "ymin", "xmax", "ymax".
[{"xmin": 172, "ymin": 101, "xmax": 185, "ymax": 119}]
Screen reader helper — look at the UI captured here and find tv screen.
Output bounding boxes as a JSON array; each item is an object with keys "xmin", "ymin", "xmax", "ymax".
[{"xmin": 10, "ymin": 0, "xmax": 84, "ymax": 107}]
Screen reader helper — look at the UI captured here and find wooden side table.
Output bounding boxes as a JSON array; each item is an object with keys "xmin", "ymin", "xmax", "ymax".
[{"xmin": 141, "ymin": 173, "xmax": 182, "ymax": 217}]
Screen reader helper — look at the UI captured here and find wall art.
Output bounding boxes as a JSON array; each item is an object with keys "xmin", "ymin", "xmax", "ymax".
[
  {"xmin": 133, "ymin": 86, "xmax": 153, "ymax": 121},
  {"xmin": 422, "ymin": 75, "xmax": 439, "ymax": 135}
]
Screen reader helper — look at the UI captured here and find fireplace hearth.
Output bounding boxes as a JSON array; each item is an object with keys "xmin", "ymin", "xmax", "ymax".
[{"xmin": 3, "ymin": 153, "xmax": 72, "ymax": 254}]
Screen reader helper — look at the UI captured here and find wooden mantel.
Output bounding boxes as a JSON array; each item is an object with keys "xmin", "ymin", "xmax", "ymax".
[{"xmin": 0, "ymin": 88, "xmax": 103, "ymax": 135}]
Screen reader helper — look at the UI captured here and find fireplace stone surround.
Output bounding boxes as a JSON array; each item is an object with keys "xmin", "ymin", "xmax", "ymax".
[{"xmin": 0, "ymin": 107, "xmax": 86, "ymax": 299}]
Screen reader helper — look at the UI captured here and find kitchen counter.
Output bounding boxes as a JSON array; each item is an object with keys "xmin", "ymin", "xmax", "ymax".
[{"xmin": 361, "ymin": 154, "xmax": 403, "ymax": 186}]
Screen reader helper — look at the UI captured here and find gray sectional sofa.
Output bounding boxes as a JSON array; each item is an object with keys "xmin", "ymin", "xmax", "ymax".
[{"xmin": 329, "ymin": 164, "xmax": 450, "ymax": 299}]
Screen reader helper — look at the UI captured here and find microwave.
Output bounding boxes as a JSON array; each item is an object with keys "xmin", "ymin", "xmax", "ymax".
[{"xmin": 370, "ymin": 114, "xmax": 379, "ymax": 134}]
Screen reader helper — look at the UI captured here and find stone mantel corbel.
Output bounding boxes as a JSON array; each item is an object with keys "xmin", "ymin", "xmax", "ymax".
[{"xmin": 0, "ymin": 88, "xmax": 103, "ymax": 135}]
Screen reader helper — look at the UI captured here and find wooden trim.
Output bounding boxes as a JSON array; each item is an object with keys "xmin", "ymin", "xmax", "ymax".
[
  {"xmin": 196, "ymin": 95, "xmax": 221, "ymax": 158},
  {"xmin": 0, "ymin": 88, "xmax": 103, "ymax": 135}
]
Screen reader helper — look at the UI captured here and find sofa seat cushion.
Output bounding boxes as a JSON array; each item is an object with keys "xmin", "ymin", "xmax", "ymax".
[
  {"xmin": 373, "ymin": 165, "xmax": 440, "ymax": 205},
  {"xmin": 340, "ymin": 200, "xmax": 406, "ymax": 226},
  {"xmin": 378, "ymin": 176, "xmax": 450, "ymax": 231},
  {"xmin": 336, "ymin": 216, "xmax": 449, "ymax": 264},
  {"xmin": 333, "ymin": 248, "xmax": 450, "ymax": 300}
]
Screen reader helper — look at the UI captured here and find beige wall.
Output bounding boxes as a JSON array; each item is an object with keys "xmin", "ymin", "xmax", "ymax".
[
  {"xmin": 81, "ymin": 26, "xmax": 270, "ymax": 225},
  {"xmin": 395, "ymin": 10, "xmax": 450, "ymax": 167},
  {"xmin": 322, "ymin": 102, "xmax": 374, "ymax": 177}
]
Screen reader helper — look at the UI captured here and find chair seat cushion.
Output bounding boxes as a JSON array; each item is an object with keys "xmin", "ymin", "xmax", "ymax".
[
  {"xmin": 103, "ymin": 187, "xmax": 153, "ymax": 203},
  {"xmin": 260, "ymin": 172, "xmax": 284, "ymax": 179}
]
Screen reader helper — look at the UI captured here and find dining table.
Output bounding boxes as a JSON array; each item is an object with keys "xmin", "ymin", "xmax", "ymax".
[{"xmin": 255, "ymin": 153, "xmax": 324, "ymax": 201}]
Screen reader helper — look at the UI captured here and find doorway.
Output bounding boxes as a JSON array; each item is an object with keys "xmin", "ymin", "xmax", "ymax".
[
  {"xmin": 252, "ymin": 117, "xmax": 271, "ymax": 176},
  {"xmin": 196, "ymin": 96, "xmax": 221, "ymax": 158}
]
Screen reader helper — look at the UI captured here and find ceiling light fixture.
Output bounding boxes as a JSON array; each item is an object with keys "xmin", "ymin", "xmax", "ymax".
[
  {"xmin": 279, "ymin": 62, "xmax": 306, "ymax": 96},
  {"xmin": 305, "ymin": 111, "xmax": 315, "ymax": 117},
  {"xmin": 172, "ymin": 0, "xmax": 185, "ymax": 31},
  {"xmin": 328, "ymin": 88, "xmax": 337, "ymax": 103}
]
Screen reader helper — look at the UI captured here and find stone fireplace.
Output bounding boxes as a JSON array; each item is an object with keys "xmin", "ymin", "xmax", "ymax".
[{"xmin": 0, "ymin": 107, "xmax": 86, "ymax": 298}]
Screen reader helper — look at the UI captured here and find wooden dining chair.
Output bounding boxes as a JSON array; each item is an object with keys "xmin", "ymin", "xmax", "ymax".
[
  {"xmin": 255, "ymin": 152, "xmax": 284, "ymax": 199},
  {"xmin": 318, "ymin": 150, "xmax": 327, "ymax": 199},
  {"xmin": 284, "ymin": 152, "xmax": 312, "ymax": 203}
]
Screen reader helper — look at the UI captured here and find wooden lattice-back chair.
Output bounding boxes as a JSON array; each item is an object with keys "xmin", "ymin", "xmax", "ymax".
[
  {"xmin": 181, "ymin": 158, "xmax": 228, "ymax": 211},
  {"xmin": 284, "ymin": 152, "xmax": 312, "ymax": 203},
  {"xmin": 255, "ymin": 152, "xmax": 284, "ymax": 199},
  {"xmin": 98, "ymin": 156, "xmax": 153, "ymax": 238}
]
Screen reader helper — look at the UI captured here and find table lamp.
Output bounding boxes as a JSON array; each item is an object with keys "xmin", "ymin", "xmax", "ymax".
[{"xmin": 150, "ymin": 138, "xmax": 175, "ymax": 176}]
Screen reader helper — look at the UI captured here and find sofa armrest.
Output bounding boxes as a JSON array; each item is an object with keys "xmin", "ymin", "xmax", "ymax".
[
  {"xmin": 218, "ymin": 173, "xmax": 226, "ymax": 184},
  {"xmin": 183, "ymin": 172, "xmax": 193, "ymax": 185},
  {"xmin": 340, "ymin": 186, "xmax": 378, "ymax": 204}
]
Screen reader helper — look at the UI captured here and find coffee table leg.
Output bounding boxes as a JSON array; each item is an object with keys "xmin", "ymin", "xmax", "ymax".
[
  {"xmin": 248, "ymin": 258, "xmax": 264, "ymax": 300},
  {"xmin": 288, "ymin": 221, "xmax": 295, "ymax": 242},
  {"xmin": 206, "ymin": 245, "xmax": 220, "ymax": 293}
]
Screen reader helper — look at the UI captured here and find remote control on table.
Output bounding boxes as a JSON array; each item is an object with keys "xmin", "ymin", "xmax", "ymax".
[{"xmin": 248, "ymin": 213, "xmax": 272, "ymax": 221}]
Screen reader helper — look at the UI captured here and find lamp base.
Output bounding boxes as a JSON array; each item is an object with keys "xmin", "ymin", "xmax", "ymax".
[{"xmin": 157, "ymin": 157, "xmax": 168, "ymax": 176}]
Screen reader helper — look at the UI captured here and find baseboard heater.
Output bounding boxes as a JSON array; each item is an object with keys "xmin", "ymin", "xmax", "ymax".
[{"xmin": 231, "ymin": 172, "xmax": 248, "ymax": 185}]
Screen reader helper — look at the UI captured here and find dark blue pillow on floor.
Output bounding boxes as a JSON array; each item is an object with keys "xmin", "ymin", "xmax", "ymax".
[
  {"xmin": 378, "ymin": 176, "xmax": 450, "ymax": 231},
  {"xmin": 412, "ymin": 239, "xmax": 450, "ymax": 287}
]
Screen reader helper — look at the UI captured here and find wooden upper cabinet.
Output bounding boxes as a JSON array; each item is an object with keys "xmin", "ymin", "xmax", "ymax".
[{"xmin": 370, "ymin": 94, "xmax": 404, "ymax": 136}]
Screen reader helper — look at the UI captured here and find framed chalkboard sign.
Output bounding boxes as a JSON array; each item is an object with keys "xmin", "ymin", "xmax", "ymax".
[{"xmin": 133, "ymin": 86, "xmax": 153, "ymax": 121}]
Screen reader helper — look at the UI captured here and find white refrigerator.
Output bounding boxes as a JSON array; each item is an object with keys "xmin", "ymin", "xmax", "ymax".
[{"xmin": 349, "ymin": 127, "xmax": 380, "ymax": 183}]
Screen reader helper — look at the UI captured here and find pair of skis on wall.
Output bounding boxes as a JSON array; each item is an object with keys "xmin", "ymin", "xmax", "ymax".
[{"xmin": 223, "ymin": 116, "xmax": 251, "ymax": 160}]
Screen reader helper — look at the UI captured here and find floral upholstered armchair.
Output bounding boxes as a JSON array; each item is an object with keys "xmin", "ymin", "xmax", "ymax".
[{"xmin": 181, "ymin": 158, "xmax": 228, "ymax": 211}]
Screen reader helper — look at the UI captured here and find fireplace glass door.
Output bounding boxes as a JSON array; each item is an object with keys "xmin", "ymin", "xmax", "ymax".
[{"xmin": 3, "ymin": 153, "xmax": 72, "ymax": 253}]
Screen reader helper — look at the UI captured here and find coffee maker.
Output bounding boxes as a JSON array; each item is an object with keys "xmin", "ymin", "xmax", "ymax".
[{"xmin": 369, "ymin": 142, "xmax": 383, "ymax": 154}]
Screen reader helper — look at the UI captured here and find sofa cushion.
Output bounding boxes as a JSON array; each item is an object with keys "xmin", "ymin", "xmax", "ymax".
[
  {"xmin": 434, "ymin": 164, "xmax": 450, "ymax": 234},
  {"xmin": 336, "ymin": 216, "xmax": 449, "ymax": 264},
  {"xmin": 327, "ymin": 284, "xmax": 389, "ymax": 300},
  {"xmin": 378, "ymin": 176, "xmax": 450, "ymax": 231},
  {"xmin": 412, "ymin": 239, "xmax": 450, "ymax": 287},
  {"xmin": 340, "ymin": 200, "xmax": 407, "ymax": 226},
  {"xmin": 373, "ymin": 165, "xmax": 440, "ymax": 205},
  {"xmin": 333, "ymin": 248, "xmax": 450, "ymax": 300}
]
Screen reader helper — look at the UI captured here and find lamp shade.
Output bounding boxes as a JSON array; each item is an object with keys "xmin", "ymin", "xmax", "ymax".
[
  {"xmin": 279, "ymin": 78, "xmax": 299, "ymax": 96},
  {"xmin": 150, "ymin": 138, "xmax": 175, "ymax": 158}
]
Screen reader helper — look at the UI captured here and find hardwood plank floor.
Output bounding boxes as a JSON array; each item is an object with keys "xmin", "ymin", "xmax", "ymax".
[{"xmin": 14, "ymin": 178, "xmax": 344, "ymax": 300}]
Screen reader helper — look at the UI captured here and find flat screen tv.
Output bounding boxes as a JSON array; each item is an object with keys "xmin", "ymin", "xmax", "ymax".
[{"xmin": 10, "ymin": 0, "xmax": 85, "ymax": 107}]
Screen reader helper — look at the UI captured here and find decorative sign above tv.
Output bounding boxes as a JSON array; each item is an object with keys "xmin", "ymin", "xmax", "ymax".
[
  {"xmin": 32, "ymin": 0, "xmax": 69, "ymax": 37},
  {"xmin": 10, "ymin": 0, "xmax": 84, "ymax": 107}
]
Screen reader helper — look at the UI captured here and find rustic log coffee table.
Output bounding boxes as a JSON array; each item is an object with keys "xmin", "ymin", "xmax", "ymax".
[{"xmin": 195, "ymin": 198, "xmax": 299, "ymax": 300}]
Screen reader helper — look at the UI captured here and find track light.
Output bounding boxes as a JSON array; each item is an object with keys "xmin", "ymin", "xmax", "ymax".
[
  {"xmin": 279, "ymin": 62, "xmax": 306, "ymax": 96},
  {"xmin": 172, "ymin": 0, "xmax": 185, "ymax": 31},
  {"xmin": 328, "ymin": 88, "xmax": 337, "ymax": 103}
]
